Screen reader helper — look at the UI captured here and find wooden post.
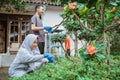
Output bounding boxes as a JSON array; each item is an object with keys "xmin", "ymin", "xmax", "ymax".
[
  {"xmin": 18, "ymin": 19, "xmax": 21, "ymax": 46},
  {"xmin": 7, "ymin": 15, "xmax": 10, "ymax": 54}
]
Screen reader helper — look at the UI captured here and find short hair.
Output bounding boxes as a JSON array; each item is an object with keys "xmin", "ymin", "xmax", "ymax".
[{"xmin": 35, "ymin": 5, "xmax": 43, "ymax": 12}]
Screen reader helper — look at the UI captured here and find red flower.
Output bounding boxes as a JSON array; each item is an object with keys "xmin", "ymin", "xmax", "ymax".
[{"xmin": 86, "ymin": 45, "xmax": 97, "ymax": 55}]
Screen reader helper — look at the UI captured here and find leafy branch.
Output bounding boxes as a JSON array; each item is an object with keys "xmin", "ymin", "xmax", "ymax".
[
  {"xmin": 74, "ymin": 12, "xmax": 95, "ymax": 32},
  {"xmin": 105, "ymin": 21, "xmax": 120, "ymax": 31}
]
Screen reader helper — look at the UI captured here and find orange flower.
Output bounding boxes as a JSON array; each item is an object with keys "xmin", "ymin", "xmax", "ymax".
[
  {"xmin": 118, "ymin": 21, "xmax": 120, "ymax": 25},
  {"xmin": 114, "ymin": 16, "xmax": 118, "ymax": 20},
  {"xmin": 68, "ymin": 2, "xmax": 77, "ymax": 10},
  {"xmin": 110, "ymin": 7, "xmax": 116, "ymax": 13},
  {"xmin": 86, "ymin": 45, "xmax": 97, "ymax": 55}
]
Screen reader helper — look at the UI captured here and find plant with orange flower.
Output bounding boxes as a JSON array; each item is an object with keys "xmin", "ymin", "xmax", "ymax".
[
  {"xmin": 61, "ymin": 0, "xmax": 120, "ymax": 57},
  {"xmin": 86, "ymin": 45, "xmax": 97, "ymax": 55},
  {"xmin": 79, "ymin": 42, "xmax": 106, "ymax": 60}
]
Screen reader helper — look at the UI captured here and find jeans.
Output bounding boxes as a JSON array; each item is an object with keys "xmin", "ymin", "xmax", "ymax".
[{"xmin": 67, "ymin": 49, "xmax": 70, "ymax": 56}]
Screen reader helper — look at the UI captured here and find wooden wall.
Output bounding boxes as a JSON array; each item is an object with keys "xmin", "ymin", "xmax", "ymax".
[{"xmin": 0, "ymin": 22, "xmax": 5, "ymax": 53}]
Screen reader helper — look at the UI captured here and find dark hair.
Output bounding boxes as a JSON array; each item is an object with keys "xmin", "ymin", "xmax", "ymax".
[{"xmin": 35, "ymin": 5, "xmax": 43, "ymax": 12}]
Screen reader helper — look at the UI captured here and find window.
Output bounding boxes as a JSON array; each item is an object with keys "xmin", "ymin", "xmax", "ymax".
[
  {"xmin": 10, "ymin": 21, "xmax": 18, "ymax": 43},
  {"xmin": 21, "ymin": 22, "xmax": 30, "ymax": 41},
  {"xmin": 8, "ymin": 16, "xmax": 31, "ymax": 54}
]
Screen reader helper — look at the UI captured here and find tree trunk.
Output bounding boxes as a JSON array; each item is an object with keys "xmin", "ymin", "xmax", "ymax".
[
  {"xmin": 101, "ymin": 3, "xmax": 110, "ymax": 64},
  {"xmin": 106, "ymin": 36, "xmax": 110, "ymax": 64},
  {"xmin": 74, "ymin": 31, "xmax": 78, "ymax": 56}
]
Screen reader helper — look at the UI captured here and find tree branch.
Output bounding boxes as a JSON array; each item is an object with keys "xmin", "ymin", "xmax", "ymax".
[
  {"xmin": 74, "ymin": 12, "xmax": 95, "ymax": 32},
  {"xmin": 100, "ymin": 3, "xmax": 105, "ymax": 28},
  {"xmin": 104, "ymin": 22, "xmax": 119, "ymax": 32}
]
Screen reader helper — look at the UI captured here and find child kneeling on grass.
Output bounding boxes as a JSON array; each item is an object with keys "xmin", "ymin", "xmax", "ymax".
[{"xmin": 8, "ymin": 34, "xmax": 54, "ymax": 77}]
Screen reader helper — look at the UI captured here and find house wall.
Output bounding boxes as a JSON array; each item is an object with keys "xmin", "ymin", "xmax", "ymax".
[{"xmin": 43, "ymin": 10, "xmax": 63, "ymax": 26}]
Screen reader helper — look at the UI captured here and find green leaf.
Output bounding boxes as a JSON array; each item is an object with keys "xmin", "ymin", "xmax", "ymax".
[
  {"xmin": 70, "ymin": 14, "xmax": 75, "ymax": 19},
  {"xmin": 79, "ymin": 49, "xmax": 84, "ymax": 54},
  {"xmin": 96, "ymin": 43, "xmax": 106, "ymax": 51},
  {"xmin": 110, "ymin": 2, "xmax": 118, "ymax": 6},
  {"xmin": 96, "ymin": 0, "xmax": 101, "ymax": 11},
  {"xmin": 96, "ymin": 53, "xmax": 106, "ymax": 60},
  {"xmin": 64, "ymin": 5, "xmax": 70, "ymax": 13},
  {"xmin": 60, "ymin": 13, "xmax": 66, "ymax": 18},
  {"xmin": 90, "ymin": 41, "xmax": 96, "ymax": 47},
  {"xmin": 77, "ymin": 3, "xmax": 85, "ymax": 10}
]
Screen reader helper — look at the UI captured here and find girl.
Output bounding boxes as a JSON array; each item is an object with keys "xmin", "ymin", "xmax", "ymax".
[{"xmin": 8, "ymin": 34, "xmax": 48, "ymax": 77}]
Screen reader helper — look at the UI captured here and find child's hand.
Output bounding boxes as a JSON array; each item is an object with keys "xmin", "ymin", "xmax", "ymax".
[
  {"xmin": 40, "ymin": 54, "xmax": 44, "ymax": 58},
  {"xmin": 42, "ymin": 58, "xmax": 49, "ymax": 63},
  {"xmin": 44, "ymin": 53, "xmax": 50, "ymax": 58},
  {"xmin": 44, "ymin": 53, "xmax": 55, "ymax": 63}
]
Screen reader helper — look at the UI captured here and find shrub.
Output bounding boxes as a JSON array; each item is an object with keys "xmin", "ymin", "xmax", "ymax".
[{"xmin": 9, "ymin": 55, "xmax": 120, "ymax": 80}]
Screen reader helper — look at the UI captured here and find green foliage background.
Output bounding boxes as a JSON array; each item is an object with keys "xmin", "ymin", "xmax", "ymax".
[{"xmin": 0, "ymin": 0, "xmax": 29, "ymax": 11}]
